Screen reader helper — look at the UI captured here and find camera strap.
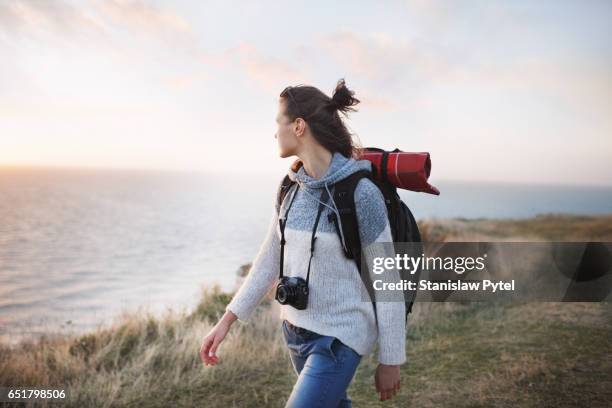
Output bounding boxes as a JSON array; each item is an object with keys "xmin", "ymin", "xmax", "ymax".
[
  {"xmin": 279, "ymin": 183, "xmax": 300, "ymax": 279},
  {"xmin": 278, "ymin": 185, "xmax": 330, "ymax": 281},
  {"xmin": 306, "ymin": 190, "xmax": 329, "ymax": 285}
]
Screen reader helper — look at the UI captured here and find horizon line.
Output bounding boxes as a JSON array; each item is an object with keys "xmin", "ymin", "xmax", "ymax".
[{"xmin": 1, "ymin": 162, "xmax": 611, "ymax": 189}]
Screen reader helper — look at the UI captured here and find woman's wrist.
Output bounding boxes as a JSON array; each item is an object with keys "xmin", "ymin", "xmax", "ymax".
[
  {"xmin": 378, "ymin": 363, "xmax": 400, "ymax": 368},
  {"xmin": 220, "ymin": 310, "xmax": 238, "ymax": 327}
]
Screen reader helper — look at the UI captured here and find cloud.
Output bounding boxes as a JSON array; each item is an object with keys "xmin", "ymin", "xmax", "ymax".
[
  {"xmin": 234, "ymin": 43, "xmax": 307, "ymax": 93},
  {"xmin": 98, "ymin": 0, "xmax": 193, "ymax": 36},
  {"xmin": 319, "ymin": 30, "xmax": 462, "ymax": 84},
  {"xmin": 194, "ymin": 33, "xmax": 439, "ymax": 112},
  {"xmin": 0, "ymin": 0, "xmax": 194, "ymax": 45},
  {"xmin": 0, "ymin": 0, "xmax": 101, "ymax": 39},
  {"xmin": 164, "ymin": 70, "xmax": 212, "ymax": 90},
  {"xmin": 316, "ymin": 26, "xmax": 611, "ymax": 118},
  {"xmin": 199, "ymin": 42, "xmax": 310, "ymax": 94},
  {"xmin": 0, "ymin": 99, "xmax": 154, "ymax": 118},
  {"xmin": 315, "ymin": 31, "xmax": 450, "ymax": 112}
]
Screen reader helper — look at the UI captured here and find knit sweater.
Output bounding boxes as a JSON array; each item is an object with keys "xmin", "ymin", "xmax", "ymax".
[{"xmin": 225, "ymin": 151, "xmax": 406, "ymax": 365}]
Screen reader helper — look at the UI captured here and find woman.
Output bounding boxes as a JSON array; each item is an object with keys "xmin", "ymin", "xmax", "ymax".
[{"xmin": 200, "ymin": 79, "xmax": 406, "ymax": 407}]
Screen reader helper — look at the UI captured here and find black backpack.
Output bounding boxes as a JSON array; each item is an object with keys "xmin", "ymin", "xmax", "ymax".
[{"xmin": 276, "ymin": 148, "xmax": 423, "ymax": 327}]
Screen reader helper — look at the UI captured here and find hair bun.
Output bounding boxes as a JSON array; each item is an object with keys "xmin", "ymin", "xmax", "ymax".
[{"xmin": 331, "ymin": 78, "xmax": 360, "ymax": 114}]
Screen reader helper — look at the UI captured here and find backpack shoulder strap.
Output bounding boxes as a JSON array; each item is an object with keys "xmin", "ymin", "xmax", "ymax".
[
  {"xmin": 276, "ymin": 175, "xmax": 296, "ymax": 215},
  {"xmin": 329, "ymin": 170, "xmax": 380, "ymax": 325},
  {"xmin": 329, "ymin": 170, "xmax": 371, "ymax": 260}
]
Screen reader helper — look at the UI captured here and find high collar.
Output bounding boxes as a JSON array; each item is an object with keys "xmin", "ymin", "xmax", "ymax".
[{"xmin": 287, "ymin": 151, "xmax": 372, "ymax": 189}]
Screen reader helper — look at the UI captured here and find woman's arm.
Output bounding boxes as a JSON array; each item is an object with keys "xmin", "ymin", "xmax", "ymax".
[
  {"xmin": 354, "ymin": 178, "xmax": 406, "ymax": 401},
  {"xmin": 224, "ymin": 205, "xmax": 282, "ymax": 323},
  {"xmin": 201, "ymin": 191, "xmax": 283, "ymax": 367},
  {"xmin": 355, "ymin": 179, "xmax": 406, "ymax": 401},
  {"xmin": 354, "ymin": 178, "xmax": 407, "ymax": 365}
]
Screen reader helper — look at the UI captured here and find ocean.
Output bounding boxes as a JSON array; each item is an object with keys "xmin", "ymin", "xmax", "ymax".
[{"xmin": 1, "ymin": 167, "xmax": 611, "ymax": 343}]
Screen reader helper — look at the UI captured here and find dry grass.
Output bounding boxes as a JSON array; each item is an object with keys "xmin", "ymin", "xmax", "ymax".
[
  {"xmin": 0, "ymin": 289, "xmax": 294, "ymax": 407},
  {"xmin": 1, "ymin": 296, "xmax": 610, "ymax": 407},
  {"xmin": 419, "ymin": 213, "xmax": 612, "ymax": 242}
]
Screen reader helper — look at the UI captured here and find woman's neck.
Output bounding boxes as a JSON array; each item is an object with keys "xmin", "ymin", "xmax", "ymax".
[{"xmin": 299, "ymin": 148, "xmax": 333, "ymax": 180}]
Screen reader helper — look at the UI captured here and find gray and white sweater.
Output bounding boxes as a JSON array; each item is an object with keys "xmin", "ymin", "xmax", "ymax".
[{"xmin": 225, "ymin": 151, "xmax": 406, "ymax": 365}]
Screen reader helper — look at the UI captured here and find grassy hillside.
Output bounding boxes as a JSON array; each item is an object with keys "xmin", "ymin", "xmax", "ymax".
[{"xmin": 1, "ymin": 214, "xmax": 610, "ymax": 407}]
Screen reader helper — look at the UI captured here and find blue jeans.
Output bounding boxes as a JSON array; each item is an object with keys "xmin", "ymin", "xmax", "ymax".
[{"xmin": 282, "ymin": 319, "xmax": 362, "ymax": 408}]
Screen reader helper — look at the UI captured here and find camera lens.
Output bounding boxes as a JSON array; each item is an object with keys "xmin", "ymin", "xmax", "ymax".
[{"xmin": 277, "ymin": 286, "xmax": 288, "ymax": 303}]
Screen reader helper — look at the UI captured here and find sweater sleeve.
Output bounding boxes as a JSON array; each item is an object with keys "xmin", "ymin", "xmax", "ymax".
[
  {"xmin": 354, "ymin": 178, "xmax": 407, "ymax": 365},
  {"xmin": 225, "ymin": 202, "xmax": 281, "ymax": 323}
]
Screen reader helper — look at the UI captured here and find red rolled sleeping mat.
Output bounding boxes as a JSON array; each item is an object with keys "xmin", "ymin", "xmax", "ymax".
[{"xmin": 358, "ymin": 147, "xmax": 440, "ymax": 195}]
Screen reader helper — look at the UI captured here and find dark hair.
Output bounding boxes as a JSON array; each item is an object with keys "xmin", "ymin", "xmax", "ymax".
[{"xmin": 280, "ymin": 78, "xmax": 363, "ymax": 159}]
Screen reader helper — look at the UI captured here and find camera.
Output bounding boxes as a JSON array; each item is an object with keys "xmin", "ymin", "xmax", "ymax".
[{"xmin": 275, "ymin": 276, "xmax": 309, "ymax": 309}]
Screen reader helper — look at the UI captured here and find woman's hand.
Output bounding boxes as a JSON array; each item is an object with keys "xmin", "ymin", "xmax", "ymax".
[
  {"xmin": 375, "ymin": 363, "xmax": 401, "ymax": 401},
  {"xmin": 199, "ymin": 310, "xmax": 237, "ymax": 366}
]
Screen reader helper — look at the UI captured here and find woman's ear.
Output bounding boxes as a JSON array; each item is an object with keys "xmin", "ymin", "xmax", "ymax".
[{"xmin": 294, "ymin": 118, "xmax": 306, "ymax": 137}]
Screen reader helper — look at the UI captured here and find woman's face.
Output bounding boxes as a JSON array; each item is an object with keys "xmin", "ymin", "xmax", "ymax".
[{"xmin": 274, "ymin": 99, "xmax": 300, "ymax": 158}]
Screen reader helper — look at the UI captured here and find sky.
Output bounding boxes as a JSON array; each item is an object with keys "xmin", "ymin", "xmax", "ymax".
[{"xmin": 0, "ymin": 0, "xmax": 610, "ymax": 185}]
